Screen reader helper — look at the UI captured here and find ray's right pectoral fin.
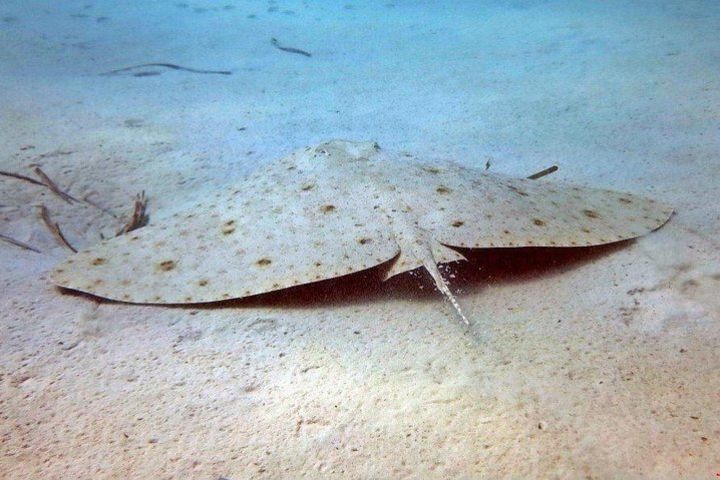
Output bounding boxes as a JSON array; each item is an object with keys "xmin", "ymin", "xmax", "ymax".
[{"xmin": 430, "ymin": 240, "xmax": 468, "ymax": 266}]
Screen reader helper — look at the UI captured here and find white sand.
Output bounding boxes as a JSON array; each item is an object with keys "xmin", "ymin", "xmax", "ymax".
[{"xmin": 1, "ymin": 0, "xmax": 719, "ymax": 478}]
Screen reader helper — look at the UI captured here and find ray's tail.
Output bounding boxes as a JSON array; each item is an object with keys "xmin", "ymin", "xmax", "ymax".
[{"xmin": 422, "ymin": 259, "xmax": 470, "ymax": 326}]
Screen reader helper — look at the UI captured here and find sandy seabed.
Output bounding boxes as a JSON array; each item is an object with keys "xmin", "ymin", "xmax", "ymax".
[{"xmin": 1, "ymin": 1, "xmax": 719, "ymax": 478}]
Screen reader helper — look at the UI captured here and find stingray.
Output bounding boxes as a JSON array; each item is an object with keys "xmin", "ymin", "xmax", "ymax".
[{"xmin": 50, "ymin": 140, "xmax": 673, "ymax": 325}]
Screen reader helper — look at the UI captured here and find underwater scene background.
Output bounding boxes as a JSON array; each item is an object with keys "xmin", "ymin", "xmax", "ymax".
[{"xmin": 1, "ymin": 1, "xmax": 719, "ymax": 478}]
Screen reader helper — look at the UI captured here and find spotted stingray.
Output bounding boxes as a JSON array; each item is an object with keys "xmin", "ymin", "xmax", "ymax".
[{"xmin": 51, "ymin": 140, "xmax": 673, "ymax": 324}]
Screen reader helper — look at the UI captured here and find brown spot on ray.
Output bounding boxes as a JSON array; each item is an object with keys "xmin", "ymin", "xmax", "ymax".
[{"xmin": 157, "ymin": 260, "xmax": 176, "ymax": 272}]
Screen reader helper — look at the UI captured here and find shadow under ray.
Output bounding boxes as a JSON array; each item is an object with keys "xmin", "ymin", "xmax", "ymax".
[{"xmin": 380, "ymin": 240, "xmax": 628, "ymax": 302}]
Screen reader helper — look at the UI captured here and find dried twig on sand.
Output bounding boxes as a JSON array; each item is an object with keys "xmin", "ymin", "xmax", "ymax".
[
  {"xmin": 116, "ymin": 191, "xmax": 148, "ymax": 236},
  {"xmin": 527, "ymin": 165, "xmax": 559, "ymax": 180},
  {"xmin": 32, "ymin": 167, "xmax": 80, "ymax": 204},
  {"xmin": 4, "ymin": 165, "xmax": 119, "ymax": 218},
  {"xmin": 0, "ymin": 233, "xmax": 41, "ymax": 253},
  {"xmin": 39, "ymin": 205, "xmax": 77, "ymax": 252},
  {"xmin": 270, "ymin": 38, "xmax": 312, "ymax": 57},
  {"xmin": 0, "ymin": 170, "xmax": 45, "ymax": 186},
  {"xmin": 100, "ymin": 63, "xmax": 232, "ymax": 76}
]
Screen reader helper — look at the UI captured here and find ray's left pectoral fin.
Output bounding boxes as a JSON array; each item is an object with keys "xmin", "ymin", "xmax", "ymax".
[{"xmin": 380, "ymin": 251, "xmax": 421, "ymax": 282}]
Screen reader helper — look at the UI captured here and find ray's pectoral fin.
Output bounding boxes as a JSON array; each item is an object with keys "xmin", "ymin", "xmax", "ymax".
[
  {"xmin": 381, "ymin": 250, "xmax": 423, "ymax": 282},
  {"xmin": 431, "ymin": 241, "xmax": 468, "ymax": 265}
]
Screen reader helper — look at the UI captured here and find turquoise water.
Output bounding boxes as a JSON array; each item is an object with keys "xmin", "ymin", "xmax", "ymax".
[{"xmin": 2, "ymin": 1, "xmax": 718, "ymax": 175}]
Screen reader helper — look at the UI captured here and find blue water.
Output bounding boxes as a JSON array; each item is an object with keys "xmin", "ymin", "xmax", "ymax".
[{"xmin": 2, "ymin": 0, "xmax": 718, "ymax": 181}]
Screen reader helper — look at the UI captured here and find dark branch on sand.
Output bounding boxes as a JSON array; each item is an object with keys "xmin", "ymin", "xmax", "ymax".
[
  {"xmin": 271, "ymin": 38, "xmax": 312, "ymax": 57},
  {"xmin": 0, "ymin": 169, "xmax": 45, "ymax": 186},
  {"xmin": 3, "ymin": 167, "xmax": 110, "ymax": 215},
  {"xmin": 39, "ymin": 205, "xmax": 77, "ymax": 253},
  {"xmin": 37, "ymin": 169, "xmax": 118, "ymax": 217},
  {"xmin": 0, "ymin": 233, "xmax": 41, "ymax": 253},
  {"xmin": 99, "ymin": 63, "xmax": 233, "ymax": 76},
  {"xmin": 527, "ymin": 165, "xmax": 559, "ymax": 180},
  {"xmin": 116, "ymin": 191, "xmax": 148, "ymax": 236},
  {"xmin": 33, "ymin": 167, "xmax": 80, "ymax": 204}
]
